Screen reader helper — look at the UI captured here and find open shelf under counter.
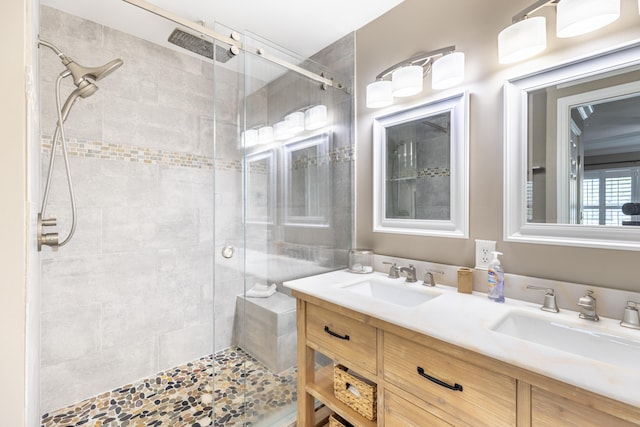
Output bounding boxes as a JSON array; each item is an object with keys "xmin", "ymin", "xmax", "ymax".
[{"xmin": 306, "ymin": 364, "xmax": 377, "ymax": 427}]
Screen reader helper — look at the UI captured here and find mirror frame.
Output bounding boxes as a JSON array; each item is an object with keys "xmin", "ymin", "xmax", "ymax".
[
  {"xmin": 504, "ymin": 41, "xmax": 640, "ymax": 250},
  {"xmin": 282, "ymin": 131, "xmax": 332, "ymax": 228},
  {"xmin": 373, "ymin": 91, "xmax": 469, "ymax": 238},
  {"xmin": 246, "ymin": 149, "xmax": 276, "ymax": 225}
]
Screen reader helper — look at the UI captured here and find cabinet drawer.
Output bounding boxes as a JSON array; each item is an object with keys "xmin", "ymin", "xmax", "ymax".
[
  {"xmin": 531, "ymin": 386, "xmax": 639, "ymax": 427},
  {"xmin": 384, "ymin": 390, "xmax": 452, "ymax": 427},
  {"xmin": 306, "ymin": 303, "xmax": 376, "ymax": 375},
  {"xmin": 383, "ymin": 332, "xmax": 516, "ymax": 427}
]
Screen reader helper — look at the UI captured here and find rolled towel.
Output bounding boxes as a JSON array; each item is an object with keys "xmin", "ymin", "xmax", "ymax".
[{"xmin": 246, "ymin": 283, "xmax": 277, "ymax": 298}]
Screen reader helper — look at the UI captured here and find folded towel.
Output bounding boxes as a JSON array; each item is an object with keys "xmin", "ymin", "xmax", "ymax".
[{"xmin": 246, "ymin": 283, "xmax": 277, "ymax": 298}]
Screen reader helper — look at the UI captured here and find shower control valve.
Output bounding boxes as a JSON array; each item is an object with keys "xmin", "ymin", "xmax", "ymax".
[{"xmin": 37, "ymin": 213, "xmax": 59, "ymax": 251}]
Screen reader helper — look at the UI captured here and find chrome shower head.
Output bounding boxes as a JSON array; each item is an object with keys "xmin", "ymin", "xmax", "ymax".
[
  {"xmin": 38, "ymin": 38, "xmax": 124, "ymax": 87},
  {"xmin": 168, "ymin": 28, "xmax": 237, "ymax": 63},
  {"xmin": 63, "ymin": 57, "xmax": 124, "ymax": 87}
]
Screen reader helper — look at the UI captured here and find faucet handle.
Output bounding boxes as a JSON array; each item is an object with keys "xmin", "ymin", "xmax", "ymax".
[
  {"xmin": 526, "ymin": 285, "xmax": 559, "ymax": 313},
  {"xmin": 621, "ymin": 301, "xmax": 640, "ymax": 330},
  {"xmin": 383, "ymin": 261, "xmax": 400, "ymax": 279},
  {"xmin": 422, "ymin": 269, "xmax": 444, "ymax": 287}
]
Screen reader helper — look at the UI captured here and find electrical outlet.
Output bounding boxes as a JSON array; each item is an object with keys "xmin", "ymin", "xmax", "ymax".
[{"xmin": 475, "ymin": 239, "xmax": 496, "ymax": 270}]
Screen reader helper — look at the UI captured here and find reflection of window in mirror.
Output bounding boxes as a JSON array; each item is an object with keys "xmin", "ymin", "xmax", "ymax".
[
  {"xmin": 504, "ymin": 43, "xmax": 640, "ymax": 249},
  {"xmin": 247, "ymin": 150, "xmax": 275, "ymax": 224},
  {"xmin": 385, "ymin": 112, "xmax": 451, "ymax": 220},
  {"xmin": 283, "ymin": 133, "xmax": 331, "ymax": 227},
  {"xmin": 527, "ymin": 70, "xmax": 640, "ymax": 227}
]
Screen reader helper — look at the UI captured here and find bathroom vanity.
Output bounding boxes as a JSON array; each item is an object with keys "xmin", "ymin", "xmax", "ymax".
[{"xmin": 286, "ymin": 270, "xmax": 640, "ymax": 426}]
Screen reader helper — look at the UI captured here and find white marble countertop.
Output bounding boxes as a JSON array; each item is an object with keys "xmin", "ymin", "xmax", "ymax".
[{"xmin": 284, "ymin": 269, "xmax": 640, "ymax": 407}]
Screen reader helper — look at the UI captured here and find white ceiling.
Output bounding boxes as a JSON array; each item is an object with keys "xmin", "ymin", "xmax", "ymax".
[{"xmin": 41, "ymin": 0, "xmax": 405, "ymax": 58}]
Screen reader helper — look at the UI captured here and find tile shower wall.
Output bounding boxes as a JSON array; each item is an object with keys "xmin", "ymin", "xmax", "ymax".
[
  {"xmin": 39, "ymin": 5, "xmax": 354, "ymax": 413},
  {"xmin": 38, "ymin": 6, "xmax": 219, "ymax": 412}
]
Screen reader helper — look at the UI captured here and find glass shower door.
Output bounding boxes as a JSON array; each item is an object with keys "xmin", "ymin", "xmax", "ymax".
[{"xmin": 213, "ymin": 28, "xmax": 353, "ymax": 426}]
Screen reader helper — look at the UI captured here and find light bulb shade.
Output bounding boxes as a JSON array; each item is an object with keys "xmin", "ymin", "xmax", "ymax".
[
  {"xmin": 285, "ymin": 111, "xmax": 305, "ymax": 135},
  {"xmin": 304, "ymin": 105, "xmax": 328, "ymax": 130},
  {"xmin": 273, "ymin": 120, "xmax": 293, "ymax": 140},
  {"xmin": 258, "ymin": 126, "xmax": 274, "ymax": 144},
  {"xmin": 498, "ymin": 16, "xmax": 547, "ymax": 64},
  {"xmin": 366, "ymin": 80, "xmax": 393, "ymax": 108},
  {"xmin": 432, "ymin": 52, "xmax": 465, "ymax": 89},
  {"xmin": 556, "ymin": 0, "xmax": 620, "ymax": 38},
  {"xmin": 242, "ymin": 129, "xmax": 258, "ymax": 147},
  {"xmin": 392, "ymin": 65, "xmax": 423, "ymax": 97}
]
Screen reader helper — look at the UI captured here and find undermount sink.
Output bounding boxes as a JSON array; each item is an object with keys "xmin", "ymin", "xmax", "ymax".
[
  {"xmin": 491, "ymin": 311, "xmax": 640, "ymax": 370},
  {"xmin": 342, "ymin": 278, "xmax": 440, "ymax": 307}
]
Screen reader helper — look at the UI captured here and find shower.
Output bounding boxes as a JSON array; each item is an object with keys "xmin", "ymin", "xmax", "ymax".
[
  {"xmin": 37, "ymin": 38, "xmax": 123, "ymax": 251},
  {"xmin": 168, "ymin": 27, "xmax": 239, "ymax": 62}
]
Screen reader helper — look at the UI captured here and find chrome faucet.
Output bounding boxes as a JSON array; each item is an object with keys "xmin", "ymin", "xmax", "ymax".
[
  {"xmin": 399, "ymin": 264, "xmax": 417, "ymax": 283},
  {"xmin": 382, "ymin": 261, "xmax": 400, "ymax": 279},
  {"xmin": 422, "ymin": 269, "xmax": 444, "ymax": 287},
  {"xmin": 526, "ymin": 285, "xmax": 559, "ymax": 313},
  {"xmin": 578, "ymin": 290, "xmax": 599, "ymax": 321}
]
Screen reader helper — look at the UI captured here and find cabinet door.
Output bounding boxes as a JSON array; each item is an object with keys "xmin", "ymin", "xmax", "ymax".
[
  {"xmin": 531, "ymin": 386, "xmax": 639, "ymax": 427},
  {"xmin": 384, "ymin": 390, "xmax": 453, "ymax": 427},
  {"xmin": 383, "ymin": 332, "xmax": 516, "ymax": 427},
  {"xmin": 306, "ymin": 303, "xmax": 377, "ymax": 376}
]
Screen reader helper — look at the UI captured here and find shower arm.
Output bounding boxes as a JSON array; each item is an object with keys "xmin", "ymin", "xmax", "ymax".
[{"xmin": 38, "ymin": 39, "xmax": 70, "ymax": 61}]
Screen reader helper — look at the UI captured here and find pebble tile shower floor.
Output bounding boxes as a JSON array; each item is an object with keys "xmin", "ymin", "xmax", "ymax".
[{"xmin": 41, "ymin": 347, "xmax": 297, "ymax": 427}]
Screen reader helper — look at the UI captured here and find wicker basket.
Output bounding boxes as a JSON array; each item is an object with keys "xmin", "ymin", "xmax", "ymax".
[
  {"xmin": 333, "ymin": 364, "xmax": 377, "ymax": 421},
  {"xmin": 329, "ymin": 413, "xmax": 354, "ymax": 427}
]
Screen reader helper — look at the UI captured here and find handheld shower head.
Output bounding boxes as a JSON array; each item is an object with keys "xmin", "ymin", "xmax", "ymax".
[{"xmin": 60, "ymin": 80, "xmax": 99, "ymax": 123}]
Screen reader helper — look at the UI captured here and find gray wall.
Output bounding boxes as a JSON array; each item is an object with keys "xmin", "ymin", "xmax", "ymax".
[
  {"xmin": 39, "ymin": 6, "xmax": 215, "ymax": 412},
  {"xmin": 355, "ymin": 0, "xmax": 640, "ymax": 291}
]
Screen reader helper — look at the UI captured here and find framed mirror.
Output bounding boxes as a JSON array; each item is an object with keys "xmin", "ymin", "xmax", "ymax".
[
  {"xmin": 283, "ymin": 132, "xmax": 331, "ymax": 227},
  {"xmin": 504, "ymin": 42, "xmax": 640, "ymax": 250},
  {"xmin": 373, "ymin": 92, "xmax": 469, "ymax": 237},
  {"xmin": 246, "ymin": 150, "xmax": 276, "ymax": 224}
]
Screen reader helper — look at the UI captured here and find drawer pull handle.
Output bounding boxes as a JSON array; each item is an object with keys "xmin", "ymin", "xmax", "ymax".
[
  {"xmin": 324, "ymin": 325, "xmax": 350, "ymax": 340},
  {"xmin": 417, "ymin": 367, "xmax": 463, "ymax": 392}
]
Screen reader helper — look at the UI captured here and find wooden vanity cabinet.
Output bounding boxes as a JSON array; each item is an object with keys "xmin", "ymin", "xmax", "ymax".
[
  {"xmin": 294, "ymin": 292, "xmax": 640, "ymax": 427},
  {"xmin": 306, "ymin": 303, "xmax": 377, "ymax": 377},
  {"xmin": 383, "ymin": 331, "xmax": 516, "ymax": 426},
  {"xmin": 530, "ymin": 385, "xmax": 640, "ymax": 427}
]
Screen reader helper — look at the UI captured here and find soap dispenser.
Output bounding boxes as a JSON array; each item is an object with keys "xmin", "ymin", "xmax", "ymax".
[{"xmin": 487, "ymin": 251, "xmax": 504, "ymax": 303}]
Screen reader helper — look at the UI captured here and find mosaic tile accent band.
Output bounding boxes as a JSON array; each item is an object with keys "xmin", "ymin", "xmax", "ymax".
[
  {"xmin": 389, "ymin": 167, "xmax": 451, "ymax": 180},
  {"xmin": 41, "ymin": 137, "xmax": 216, "ymax": 170},
  {"xmin": 41, "ymin": 138, "xmax": 353, "ymax": 172},
  {"xmin": 41, "ymin": 347, "xmax": 297, "ymax": 427}
]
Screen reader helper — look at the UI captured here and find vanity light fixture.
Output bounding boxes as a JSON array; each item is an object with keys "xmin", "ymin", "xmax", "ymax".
[
  {"xmin": 273, "ymin": 119, "xmax": 294, "ymax": 141},
  {"xmin": 242, "ymin": 128, "xmax": 258, "ymax": 147},
  {"xmin": 556, "ymin": 0, "xmax": 620, "ymax": 38},
  {"xmin": 247, "ymin": 104, "xmax": 329, "ymax": 146},
  {"xmin": 366, "ymin": 45, "xmax": 465, "ymax": 109},
  {"xmin": 304, "ymin": 104, "xmax": 328, "ymax": 130},
  {"xmin": 257, "ymin": 126, "xmax": 274, "ymax": 144},
  {"xmin": 285, "ymin": 111, "xmax": 305, "ymax": 135},
  {"xmin": 498, "ymin": 0, "xmax": 621, "ymax": 64}
]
